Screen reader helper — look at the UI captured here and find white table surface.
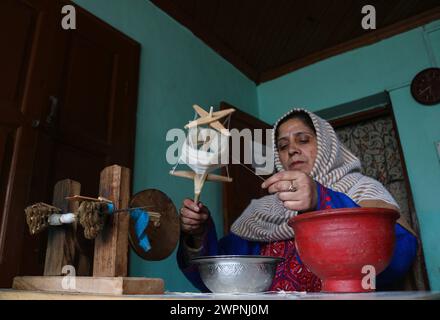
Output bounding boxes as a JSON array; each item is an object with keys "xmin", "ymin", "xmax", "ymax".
[{"xmin": 1, "ymin": 289, "xmax": 439, "ymax": 300}]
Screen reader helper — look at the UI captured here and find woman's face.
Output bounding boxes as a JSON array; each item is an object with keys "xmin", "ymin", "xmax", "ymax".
[{"xmin": 276, "ymin": 118, "xmax": 318, "ymax": 174}]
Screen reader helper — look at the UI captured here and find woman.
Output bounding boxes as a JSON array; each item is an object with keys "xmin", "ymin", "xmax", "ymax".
[{"xmin": 177, "ymin": 108, "xmax": 418, "ymax": 292}]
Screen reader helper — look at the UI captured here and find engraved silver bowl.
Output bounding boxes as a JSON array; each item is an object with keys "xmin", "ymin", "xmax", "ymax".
[{"xmin": 190, "ymin": 255, "xmax": 284, "ymax": 293}]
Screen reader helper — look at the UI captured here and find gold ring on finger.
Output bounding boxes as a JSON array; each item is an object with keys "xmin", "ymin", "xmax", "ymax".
[{"xmin": 288, "ymin": 180, "xmax": 298, "ymax": 192}]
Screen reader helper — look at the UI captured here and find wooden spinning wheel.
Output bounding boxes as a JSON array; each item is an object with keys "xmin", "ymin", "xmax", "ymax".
[{"xmin": 128, "ymin": 189, "xmax": 180, "ymax": 261}]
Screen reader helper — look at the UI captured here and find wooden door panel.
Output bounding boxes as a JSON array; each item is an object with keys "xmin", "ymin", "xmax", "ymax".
[
  {"xmin": 1, "ymin": 103, "xmax": 27, "ymax": 125},
  {"xmin": 58, "ymin": 34, "xmax": 115, "ymax": 144},
  {"xmin": 41, "ymin": 1, "xmax": 139, "ymax": 191},
  {"xmin": 46, "ymin": 0, "xmax": 138, "ymax": 167},
  {"xmin": 51, "ymin": 144, "xmax": 105, "ymax": 197},
  {"xmin": 0, "ymin": 0, "xmax": 140, "ymax": 286},
  {"xmin": 17, "ymin": 1, "xmax": 140, "ymax": 279},
  {"xmin": 0, "ymin": 0, "xmax": 51, "ymax": 286},
  {"xmin": 0, "ymin": 0, "xmax": 39, "ymax": 107}
]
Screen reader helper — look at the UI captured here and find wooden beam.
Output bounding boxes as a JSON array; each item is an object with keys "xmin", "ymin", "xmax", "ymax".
[
  {"xmin": 329, "ymin": 106, "xmax": 391, "ymax": 129},
  {"xmin": 93, "ymin": 165, "xmax": 130, "ymax": 277},
  {"xmin": 12, "ymin": 276, "xmax": 164, "ymax": 295},
  {"xmin": 44, "ymin": 179, "xmax": 81, "ymax": 276}
]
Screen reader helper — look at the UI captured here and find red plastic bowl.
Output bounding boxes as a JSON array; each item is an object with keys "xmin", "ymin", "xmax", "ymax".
[{"xmin": 288, "ymin": 208, "xmax": 399, "ymax": 293}]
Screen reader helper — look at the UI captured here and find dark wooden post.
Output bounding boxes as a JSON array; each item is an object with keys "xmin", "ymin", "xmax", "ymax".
[
  {"xmin": 93, "ymin": 165, "xmax": 130, "ymax": 277},
  {"xmin": 44, "ymin": 179, "xmax": 81, "ymax": 275}
]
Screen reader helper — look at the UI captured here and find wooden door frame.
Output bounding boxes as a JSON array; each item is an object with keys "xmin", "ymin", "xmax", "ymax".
[
  {"xmin": 220, "ymin": 102, "xmax": 271, "ymax": 235},
  {"xmin": 329, "ymin": 104, "xmax": 430, "ymax": 290}
]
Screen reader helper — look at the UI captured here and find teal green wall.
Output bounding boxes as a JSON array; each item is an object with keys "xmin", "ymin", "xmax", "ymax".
[
  {"xmin": 73, "ymin": 0, "xmax": 258, "ymax": 292},
  {"xmin": 258, "ymin": 20, "xmax": 440, "ymax": 290}
]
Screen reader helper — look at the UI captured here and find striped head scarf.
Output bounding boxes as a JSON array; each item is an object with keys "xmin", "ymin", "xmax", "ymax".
[{"xmin": 231, "ymin": 108, "xmax": 399, "ymax": 241}]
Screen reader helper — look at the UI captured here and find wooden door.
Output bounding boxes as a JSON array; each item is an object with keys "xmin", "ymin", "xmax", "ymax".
[
  {"xmin": 0, "ymin": 0, "xmax": 54, "ymax": 288},
  {"xmin": 221, "ymin": 102, "xmax": 271, "ymax": 234},
  {"xmin": 0, "ymin": 0, "xmax": 140, "ymax": 287}
]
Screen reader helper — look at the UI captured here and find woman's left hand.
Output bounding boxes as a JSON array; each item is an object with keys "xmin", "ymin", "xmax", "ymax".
[{"xmin": 261, "ymin": 170, "xmax": 318, "ymax": 212}]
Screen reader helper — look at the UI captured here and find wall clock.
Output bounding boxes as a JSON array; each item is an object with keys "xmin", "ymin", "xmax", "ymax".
[{"xmin": 410, "ymin": 67, "xmax": 440, "ymax": 106}]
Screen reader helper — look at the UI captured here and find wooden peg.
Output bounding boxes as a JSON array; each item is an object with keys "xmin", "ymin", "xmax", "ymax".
[
  {"xmin": 98, "ymin": 196, "xmax": 112, "ymax": 203},
  {"xmin": 93, "ymin": 165, "xmax": 130, "ymax": 277},
  {"xmin": 66, "ymin": 195, "xmax": 112, "ymax": 203},
  {"xmin": 44, "ymin": 179, "xmax": 81, "ymax": 276},
  {"xmin": 206, "ymin": 173, "xmax": 233, "ymax": 183},
  {"xmin": 169, "ymin": 170, "xmax": 195, "ymax": 180}
]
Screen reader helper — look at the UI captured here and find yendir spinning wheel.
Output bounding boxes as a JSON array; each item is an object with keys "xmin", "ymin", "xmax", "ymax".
[
  {"xmin": 16, "ymin": 165, "xmax": 180, "ymax": 296},
  {"xmin": 24, "ymin": 189, "xmax": 180, "ymax": 262},
  {"xmin": 128, "ymin": 189, "xmax": 180, "ymax": 261}
]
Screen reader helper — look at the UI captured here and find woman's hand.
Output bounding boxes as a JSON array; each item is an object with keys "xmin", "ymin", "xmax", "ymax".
[
  {"xmin": 262, "ymin": 170, "xmax": 318, "ymax": 212},
  {"xmin": 180, "ymin": 199, "xmax": 210, "ymax": 236}
]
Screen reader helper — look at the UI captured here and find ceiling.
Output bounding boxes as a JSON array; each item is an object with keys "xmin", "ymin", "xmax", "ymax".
[{"xmin": 151, "ymin": 0, "xmax": 440, "ymax": 84}]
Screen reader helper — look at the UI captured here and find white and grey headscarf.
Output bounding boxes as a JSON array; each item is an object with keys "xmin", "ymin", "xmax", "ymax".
[{"xmin": 230, "ymin": 108, "xmax": 399, "ymax": 242}]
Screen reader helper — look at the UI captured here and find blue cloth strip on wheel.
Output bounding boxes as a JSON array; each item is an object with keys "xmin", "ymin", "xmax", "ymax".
[{"xmin": 105, "ymin": 203, "xmax": 151, "ymax": 252}]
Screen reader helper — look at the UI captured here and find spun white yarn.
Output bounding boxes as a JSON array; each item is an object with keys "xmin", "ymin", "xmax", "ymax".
[{"xmin": 179, "ymin": 128, "xmax": 229, "ymax": 174}]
